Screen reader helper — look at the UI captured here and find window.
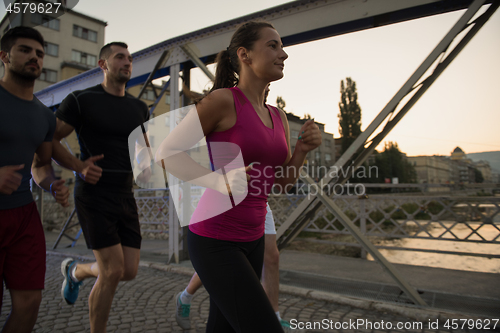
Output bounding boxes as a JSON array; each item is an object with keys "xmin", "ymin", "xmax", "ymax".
[
  {"xmin": 164, "ymin": 95, "xmax": 171, "ymax": 105},
  {"xmin": 325, "ymin": 153, "xmax": 331, "ymax": 161},
  {"xmin": 44, "ymin": 42, "xmax": 58, "ymax": 57},
  {"xmin": 325, "ymin": 139, "xmax": 331, "ymax": 147},
  {"xmin": 315, "ymin": 151, "xmax": 321, "ymax": 160},
  {"xmin": 72, "ymin": 50, "xmax": 97, "ymax": 67},
  {"xmin": 143, "ymin": 90, "xmax": 156, "ymax": 101},
  {"xmin": 31, "ymin": 14, "xmax": 60, "ymax": 30},
  {"xmin": 39, "ymin": 69, "xmax": 57, "ymax": 82},
  {"xmin": 291, "ymin": 130, "xmax": 299, "ymax": 139},
  {"xmin": 73, "ymin": 25, "xmax": 97, "ymax": 42}
]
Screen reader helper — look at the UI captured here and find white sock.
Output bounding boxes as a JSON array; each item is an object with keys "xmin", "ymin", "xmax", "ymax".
[
  {"xmin": 180, "ymin": 288, "xmax": 194, "ymax": 304},
  {"xmin": 275, "ymin": 311, "xmax": 281, "ymax": 321},
  {"xmin": 70, "ymin": 264, "xmax": 80, "ymax": 283}
]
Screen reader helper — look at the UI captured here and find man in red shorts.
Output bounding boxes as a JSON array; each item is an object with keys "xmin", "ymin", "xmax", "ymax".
[{"xmin": 0, "ymin": 26, "xmax": 69, "ymax": 333}]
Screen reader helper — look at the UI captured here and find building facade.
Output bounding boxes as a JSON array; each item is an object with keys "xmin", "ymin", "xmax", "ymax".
[
  {"xmin": 0, "ymin": 1, "xmax": 107, "ymax": 92},
  {"xmin": 408, "ymin": 147, "xmax": 493, "ymax": 184},
  {"xmin": 285, "ymin": 113, "xmax": 336, "ymax": 180},
  {"xmin": 407, "ymin": 155, "xmax": 452, "ymax": 184}
]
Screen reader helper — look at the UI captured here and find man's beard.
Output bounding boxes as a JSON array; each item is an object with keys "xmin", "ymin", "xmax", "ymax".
[
  {"xmin": 111, "ymin": 70, "xmax": 130, "ymax": 84},
  {"xmin": 10, "ymin": 63, "xmax": 40, "ymax": 83}
]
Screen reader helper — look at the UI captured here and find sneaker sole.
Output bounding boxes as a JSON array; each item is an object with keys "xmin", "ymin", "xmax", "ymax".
[{"xmin": 61, "ymin": 257, "xmax": 75, "ymax": 305}]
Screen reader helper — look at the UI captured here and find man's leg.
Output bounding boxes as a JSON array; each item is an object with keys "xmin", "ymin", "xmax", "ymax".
[
  {"xmin": 262, "ymin": 234, "xmax": 280, "ymax": 312},
  {"xmin": 1, "ymin": 289, "xmax": 41, "ymax": 333},
  {"xmin": 72, "ymin": 246, "xmax": 140, "ymax": 282},
  {"xmin": 70, "ymin": 244, "xmax": 139, "ymax": 333}
]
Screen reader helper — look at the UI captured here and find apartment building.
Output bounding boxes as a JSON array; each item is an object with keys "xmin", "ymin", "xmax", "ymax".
[
  {"xmin": 0, "ymin": 0, "xmax": 107, "ymax": 92},
  {"xmin": 285, "ymin": 112, "xmax": 336, "ymax": 179}
]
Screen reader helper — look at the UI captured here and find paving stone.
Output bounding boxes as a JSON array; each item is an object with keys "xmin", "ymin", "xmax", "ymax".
[{"xmin": 0, "ymin": 253, "xmax": 475, "ymax": 333}]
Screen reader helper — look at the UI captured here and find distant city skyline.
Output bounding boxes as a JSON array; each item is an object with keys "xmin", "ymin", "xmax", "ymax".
[{"xmin": 2, "ymin": 0, "xmax": 499, "ymax": 156}]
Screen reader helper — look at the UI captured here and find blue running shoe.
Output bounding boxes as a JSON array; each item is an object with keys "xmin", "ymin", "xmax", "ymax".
[{"xmin": 61, "ymin": 258, "xmax": 82, "ymax": 305}]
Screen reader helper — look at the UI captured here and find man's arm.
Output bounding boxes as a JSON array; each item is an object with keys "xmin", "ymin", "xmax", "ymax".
[
  {"xmin": 52, "ymin": 118, "xmax": 103, "ymax": 184},
  {"xmin": 0, "ymin": 164, "xmax": 24, "ymax": 195},
  {"xmin": 32, "ymin": 141, "xmax": 70, "ymax": 207}
]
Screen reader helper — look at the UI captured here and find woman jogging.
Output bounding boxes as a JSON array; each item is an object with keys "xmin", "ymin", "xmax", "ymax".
[{"xmin": 158, "ymin": 20, "xmax": 321, "ymax": 332}]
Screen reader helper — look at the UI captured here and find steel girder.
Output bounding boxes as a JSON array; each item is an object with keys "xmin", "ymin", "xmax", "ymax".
[
  {"xmin": 275, "ymin": 0, "xmax": 499, "ymax": 306},
  {"xmin": 35, "ymin": 0, "xmax": 488, "ymax": 107},
  {"xmin": 45, "ymin": 0, "xmax": 498, "ymax": 294}
]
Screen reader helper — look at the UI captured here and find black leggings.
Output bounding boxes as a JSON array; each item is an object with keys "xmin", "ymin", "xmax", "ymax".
[{"xmin": 188, "ymin": 230, "xmax": 283, "ymax": 333}]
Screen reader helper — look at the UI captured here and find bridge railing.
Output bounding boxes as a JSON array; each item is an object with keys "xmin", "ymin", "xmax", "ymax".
[{"xmin": 43, "ymin": 184, "xmax": 500, "ymax": 259}]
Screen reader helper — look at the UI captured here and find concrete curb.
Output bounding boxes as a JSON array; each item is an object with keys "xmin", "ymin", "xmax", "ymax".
[{"xmin": 46, "ymin": 251, "xmax": 493, "ymax": 322}]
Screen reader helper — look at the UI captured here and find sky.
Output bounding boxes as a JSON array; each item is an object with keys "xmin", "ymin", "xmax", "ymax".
[{"xmin": 2, "ymin": 0, "xmax": 499, "ymax": 157}]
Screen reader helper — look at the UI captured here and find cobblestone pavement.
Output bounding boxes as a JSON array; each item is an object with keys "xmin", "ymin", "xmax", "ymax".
[{"xmin": 0, "ymin": 254, "xmax": 492, "ymax": 333}]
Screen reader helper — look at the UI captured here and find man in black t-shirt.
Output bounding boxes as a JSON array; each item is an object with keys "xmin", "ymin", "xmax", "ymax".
[
  {"xmin": 51, "ymin": 42, "xmax": 149, "ymax": 333},
  {"xmin": 1, "ymin": 27, "xmax": 69, "ymax": 333}
]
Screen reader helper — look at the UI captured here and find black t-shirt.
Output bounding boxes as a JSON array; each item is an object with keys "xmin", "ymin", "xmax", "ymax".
[
  {"xmin": 56, "ymin": 84, "xmax": 149, "ymax": 196},
  {"xmin": 0, "ymin": 84, "xmax": 56, "ymax": 209}
]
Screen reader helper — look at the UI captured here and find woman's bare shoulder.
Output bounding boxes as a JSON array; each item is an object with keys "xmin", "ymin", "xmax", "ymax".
[
  {"xmin": 199, "ymin": 88, "xmax": 234, "ymax": 111},
  {"xmin": 196, "ymin": 88, "xmax": 236, "ymax": 133}
]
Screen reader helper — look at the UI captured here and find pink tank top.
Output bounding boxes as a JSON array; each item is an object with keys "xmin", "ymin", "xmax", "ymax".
[{"xmin": 189, "ymin": 87, "xmax": 288, "ymax": 241}]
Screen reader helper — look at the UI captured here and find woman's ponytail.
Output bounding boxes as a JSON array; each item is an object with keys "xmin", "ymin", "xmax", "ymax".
[
  {"xmin": 211, "ymin": 49, "xmax": 238, "ymax": 91},
  {"xmin": 196, "ymin": 20, "xmax": 274, "ymax": 103}
]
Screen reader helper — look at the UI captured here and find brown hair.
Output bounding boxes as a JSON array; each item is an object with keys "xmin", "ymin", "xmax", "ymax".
[{"xmin": 211, "ymin": 20, "xmax": 275, "ymax": 91}]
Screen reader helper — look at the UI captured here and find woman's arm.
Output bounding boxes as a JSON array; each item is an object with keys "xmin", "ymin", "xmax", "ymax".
[
  {"xmin": 155, "ymin": 89, "xmax": 248, "ymax": 194},
  {"xmin": 274, "ymin": 109, "xmax": 322, "ymax": 189}
]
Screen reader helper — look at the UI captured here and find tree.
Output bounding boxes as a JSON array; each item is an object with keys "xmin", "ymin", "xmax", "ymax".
[
  {"xmin": 276, "ymin": 96, "xmax": 286, "ymax": 110},
  {"xmin": 338, "ymin": 77, "xmax": 362, "ymax": 155},
  {"xmin": 473, "ymin": 168, "xmax": 484, "ymax": 183},
  {"xmin": 368, "ymin": 142, "xmax": 417, "ymax": 184}
]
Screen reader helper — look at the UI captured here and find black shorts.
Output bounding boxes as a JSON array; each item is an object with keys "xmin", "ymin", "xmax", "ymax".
[{"xmin": 75, "ymin": 195, "xmax": 142, "ymax": 250}]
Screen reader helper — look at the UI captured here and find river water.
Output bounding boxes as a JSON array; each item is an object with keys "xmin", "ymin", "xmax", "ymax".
[{"xmin": 367, "ymin": 223, "xmax": 500, "ymax": 274}]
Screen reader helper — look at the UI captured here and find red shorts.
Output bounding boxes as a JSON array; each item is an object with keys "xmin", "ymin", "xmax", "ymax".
[{"xmin": 0, "ymin": 201, "xmax": 46, "ymax": 292}]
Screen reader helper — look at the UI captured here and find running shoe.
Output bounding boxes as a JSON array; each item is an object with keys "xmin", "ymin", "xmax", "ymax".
[
  {"xmin": 61, "ymin": 257, "xmax": 82, "ymax": 305},
  {"xmin": 281, "ymin": 318, "xmax": 300, "ymax": 332},
  {"xmin": 174, "ymin": 291, "xmax": 191, "ymax": 330}
]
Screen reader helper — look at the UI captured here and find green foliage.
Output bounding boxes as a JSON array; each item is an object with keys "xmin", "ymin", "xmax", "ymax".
[
  {"xmin": 276, "ymin": 96, "xmax": 286, "ymax": 111},
  {"xmin": 473, "ymin": 168, "xmax": 484, "ymax": 183},
  {"xmin": 366, "ymin": 142, "xmax": 417, "ymax": 185},
  {"xmin": 338, "ymin": 77, "xmax": 362, "ymax": 155}
]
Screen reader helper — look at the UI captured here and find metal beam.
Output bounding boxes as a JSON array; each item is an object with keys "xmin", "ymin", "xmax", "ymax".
[
  {"xmin": 180, "ymin": 44, "xmax": 215, "ymax": 82},
  {"xmin": 35, "ymin": 0, "xmax": 485, "ymax": 107},
  {"xmin": 275, "ymin": 0, "xmax": 498, "ymax": 305},
  {"xmin": 136, "ymin": 50, "xmax": 172, "ymax": 100},
  {"xmin": 299, "ymin": 171, "xmax": 427, "ymax": 306},
  {"xmin": 276, "ymin": 0, "xmax": 493, "ymax": 241},
  {"xmin": 147, "ymin": 79, "xmax": 170, "ymax": 116},
  {"xmin": 167, "ymin": 63, "xmax": 181, "ymax": 265}
]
